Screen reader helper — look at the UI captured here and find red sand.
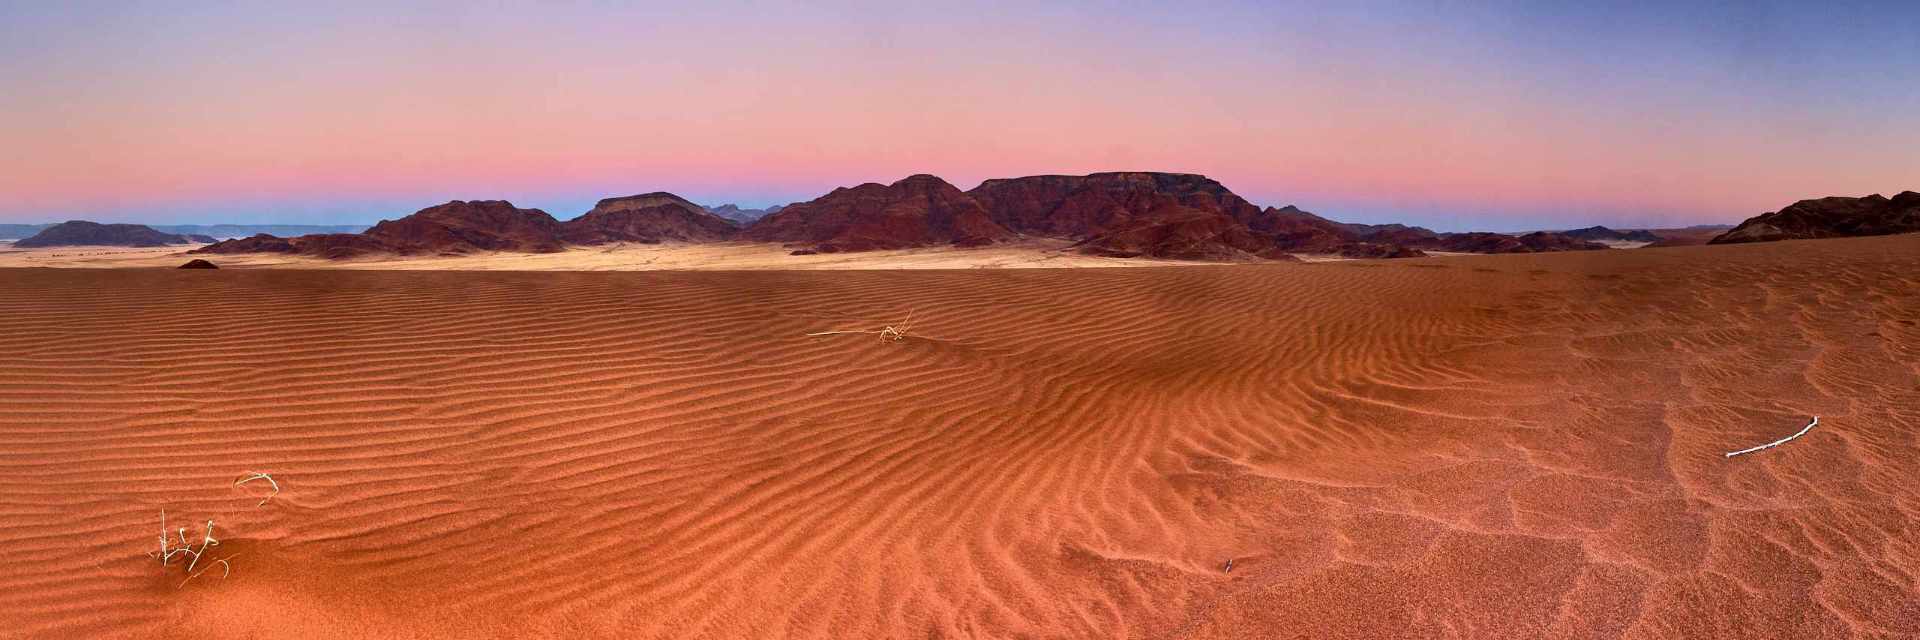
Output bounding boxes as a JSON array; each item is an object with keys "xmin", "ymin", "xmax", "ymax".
[{"xmin": 1, "ymin": 235, "xmax": 1916, "ymax": 638}]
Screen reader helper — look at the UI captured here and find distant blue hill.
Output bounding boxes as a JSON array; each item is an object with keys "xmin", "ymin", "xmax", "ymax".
[
  {"xmin": 1, "ymin": 223, "xmax": 367, "ymax": 241},
  {"xmin": 148, "ymin": 224, "xmax": 368, "ymax": 239},
  {"xmin": 0, "ymin": 224, "xmax": 51, "ymax": 239}
]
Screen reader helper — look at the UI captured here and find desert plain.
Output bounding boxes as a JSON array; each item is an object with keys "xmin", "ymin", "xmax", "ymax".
[{"xmin": 0, "ymin": 234, "xmax": 1916, "ymax": 639}]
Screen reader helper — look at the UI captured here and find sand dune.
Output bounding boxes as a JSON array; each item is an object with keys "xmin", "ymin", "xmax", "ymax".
[{"xmin": 0, "ymin": 235, "xmax": 1916, "ymax": 638}]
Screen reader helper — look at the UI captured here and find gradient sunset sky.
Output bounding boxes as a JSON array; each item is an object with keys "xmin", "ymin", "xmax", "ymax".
[{"xmin": 2, "ymin": 1, "xmax": 1916, "ymax": 231}]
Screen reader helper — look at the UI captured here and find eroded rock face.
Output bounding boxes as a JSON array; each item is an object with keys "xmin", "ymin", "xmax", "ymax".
[
  {"xmin": 360, "ymin": 200, "xmax": 566, "ymax": 254},
  {"xmin": 1510, "ymin": 232, "xmax": 1612, "ymax": 252},
  {"xmin": 965, "ymin": 175, "xmax": 1553, "ymax": 260},
  {"xmin": 195, "ymin": 200, "xmax": 568, "ymax": 258},
  {"xmin": 1711, "ymin": 192, "xmax": 1920, "ymax": 244},
  {"xmin": 1334, "ymin": 242, "xmax": 1429, "ymax": 259},
  {"xmin": 1562, "ymin": 226, "xmax": 1659, "ymax": 242},
  {"xmin": 1072, "ymin": 208, "xmax": 1280, "ymax": 261},
  {"xmin": 194, "ymin": 234, "xmax": 295, "ymax": 254},
  {"xmin": 1414, "ymin": 231, "xmax": 1607, "ymax": 254},
  {"xmin": 192, "ymin": 233, "xmax": 394, "ymax": 259},
  {"xmin": 968, "ymin": 173, "xmax": 1368, "ymax": 260},
  {"xmin": 968, "ymin": 172, "xmax": 1267, "ymax": 239},
  {"xmin": 560, "ymin": 193, "xmax": 738, "ymax": 244},
  {"xmin": 15, "ymin": 221, "xmax": 193, "ymax": 248},
  {"xmin": 744, "ymin": 174, "xmax": 1012, "ymax": 251},
  {"xmin": 1353, "ymin": 226, "xmax": 1443, "ymax": 248},
  {"xmin": 1255, "ymin": 205, "xmax": 1359, "ymax": 252}
]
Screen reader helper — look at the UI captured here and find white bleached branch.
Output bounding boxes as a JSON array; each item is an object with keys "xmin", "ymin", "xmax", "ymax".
[{"xmin": 1725, "ymin": 416, "xmax": 1819, "ymax": 458}]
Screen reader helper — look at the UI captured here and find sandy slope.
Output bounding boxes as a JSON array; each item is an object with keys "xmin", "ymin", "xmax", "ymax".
[{"xmin": 0, "ymin": 235, "xmax": 1915, "ymax": 639}]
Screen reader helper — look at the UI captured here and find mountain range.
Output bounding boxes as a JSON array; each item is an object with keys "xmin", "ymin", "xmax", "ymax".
[
  {"xmin": 1561, "ymin": 226, "xmax": 1661, "ymax": 243},
  {"xmin": 192, "ymin": 172, "xmax": 1619, "ymax": 261},
  {"xmin": 0, "ymin": 223, "xmax": 366, "ymax": 241},
  {"xmin": 16, "ymin": 172, "xmax": 1909, "ymax": 260}
]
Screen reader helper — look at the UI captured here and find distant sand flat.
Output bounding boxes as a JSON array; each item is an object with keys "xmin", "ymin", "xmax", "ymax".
[
  {"xmin": 1, "ymin": 235, "xmax": 1916, "ymax": 638},
  {"xmin": 0, "ymin": 240, "xmax": 1210, "ymax": 270}
]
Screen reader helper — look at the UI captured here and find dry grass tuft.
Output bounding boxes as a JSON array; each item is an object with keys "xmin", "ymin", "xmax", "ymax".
[
  {"xmin": 807, "ymin": 310, "xmax": 916, "ymax": 342},
  {"xmin": 148, "ymin": 470, "xmax": 279, "ymax": 588},
  {"xmin": 147, "ymin": 510, "xmax": 236, "ymax": 588}
]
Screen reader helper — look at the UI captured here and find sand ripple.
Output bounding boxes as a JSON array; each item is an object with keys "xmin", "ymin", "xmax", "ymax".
[{"xmin": 1, "ymin": 235, "xmax": 1916, "ymax": 638}]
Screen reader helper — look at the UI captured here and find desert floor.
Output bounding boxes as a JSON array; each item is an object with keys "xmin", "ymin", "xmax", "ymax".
[
  {"xmin": 1, "ymin": 235, "xmax": 1916, "ymax": 639},
  {"xmin": 0, "ymin": 239, "xmax": 1208, "ymax": 270}
]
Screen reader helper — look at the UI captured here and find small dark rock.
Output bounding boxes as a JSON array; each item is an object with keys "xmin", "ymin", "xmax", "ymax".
[{"xmin": 178, "ymin": 259, "xmax": 218, "ymax": 269}]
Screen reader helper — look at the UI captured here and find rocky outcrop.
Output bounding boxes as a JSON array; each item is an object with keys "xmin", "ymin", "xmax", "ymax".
[
  {"xmin": 198, "ymin": 200, "xmax": 566, "ymax": 258},
  {"xmin": 1562, "ymin": 226, "xmax": 1659, "ymax": 242},
  {"xmin": 1073, "ymin": 209, "xmax": 1286, "ymax": 261},
  {"xmin": 1418, "ymin": 231, "xmax": 1607, "ymax": 254},
  {"xmin": 196, "ymin": 234, "xmax": 294, "ymax": 254},
  {"xmin": 14, "ymin": 221, "xmax": 196, "ymax": 248},
  {"xmin": 1353, "ymin": 225, "xmax": 1443, "ymax": 247},
  {"xmin": 360, "ymin": 200, "xmax": 565, "ymax": 254},
  {"xmin": 1640, "ymin": 227, "xmax": 1725, "ymax": 247},
  {"xmin": 560, "ymin": 193, "xmax": 738, "ymax": 244},
  {"xmin": 744, "ymin": 174, "xmax": 1012, "ymax": 251},
  {"xmin": 1251, "ymin": 205, "xmax": 1360, "ymax": 252},
  {"xmin": 193, "ymin": 233, "xmax": 394, "ymax": 259},
  {"xmin": 966, "ymin": 173, "xmax": 1391, "ymax": 260},
  {"xmin": 1711, "ymin": 192, "xmax": 1920, "ymax": 244},
  {"xmin": 1334, "ymin": 242, "xmax": 1428, "ymax": 259},
  {"xmin": 967, "ymin": 172, "xmax": 1266, "ymax": 238},
  {"xmin": 177, "ymin": 259, "xmax": 218, "ymax": 269}
]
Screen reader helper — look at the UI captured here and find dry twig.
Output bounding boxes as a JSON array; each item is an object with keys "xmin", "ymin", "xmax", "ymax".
[
  {"xmin": 1725, "ymin": 416, "xmax": 1819, "ymax": 458},
  {"xmin": 180, "ymin": 554, "xmax": 239, "ymax": 589},
  {"xmin": 235, "ymin": 471, "xmax": 280, "ymax": 507}
]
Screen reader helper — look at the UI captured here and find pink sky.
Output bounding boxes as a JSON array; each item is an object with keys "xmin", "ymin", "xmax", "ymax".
[{"xmin": 2, "ymin": 2, "xmax": 1915, "ymax": 230}]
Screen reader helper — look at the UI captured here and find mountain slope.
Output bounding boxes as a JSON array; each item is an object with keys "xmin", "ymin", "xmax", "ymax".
[
  {"xmin": 1712, "ymin": 192, "xmax": 1920, "ymax": 244},
  {"xmin": 197, "ymin": 200, "xmax": 565, "ymax": 258},
  {"xmin": 744, "ymin": 174, "xmax": 1012, "ymax": 251},
  {"xmin": 707, "ymin": 204, "xmax": 782, "ymax": 224},
  {"xmin": 560, "ymin": 193, "xmax": 738, "ymax": 244},
  {"xmin": 14, "ymin": 221, "xmax": 194, "ymax": 247}
]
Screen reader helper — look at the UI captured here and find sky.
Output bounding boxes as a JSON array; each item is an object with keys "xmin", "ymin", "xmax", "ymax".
[{"xmin": 1, "ymin": 1, "xmax": 1916, "ymax": 232}]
